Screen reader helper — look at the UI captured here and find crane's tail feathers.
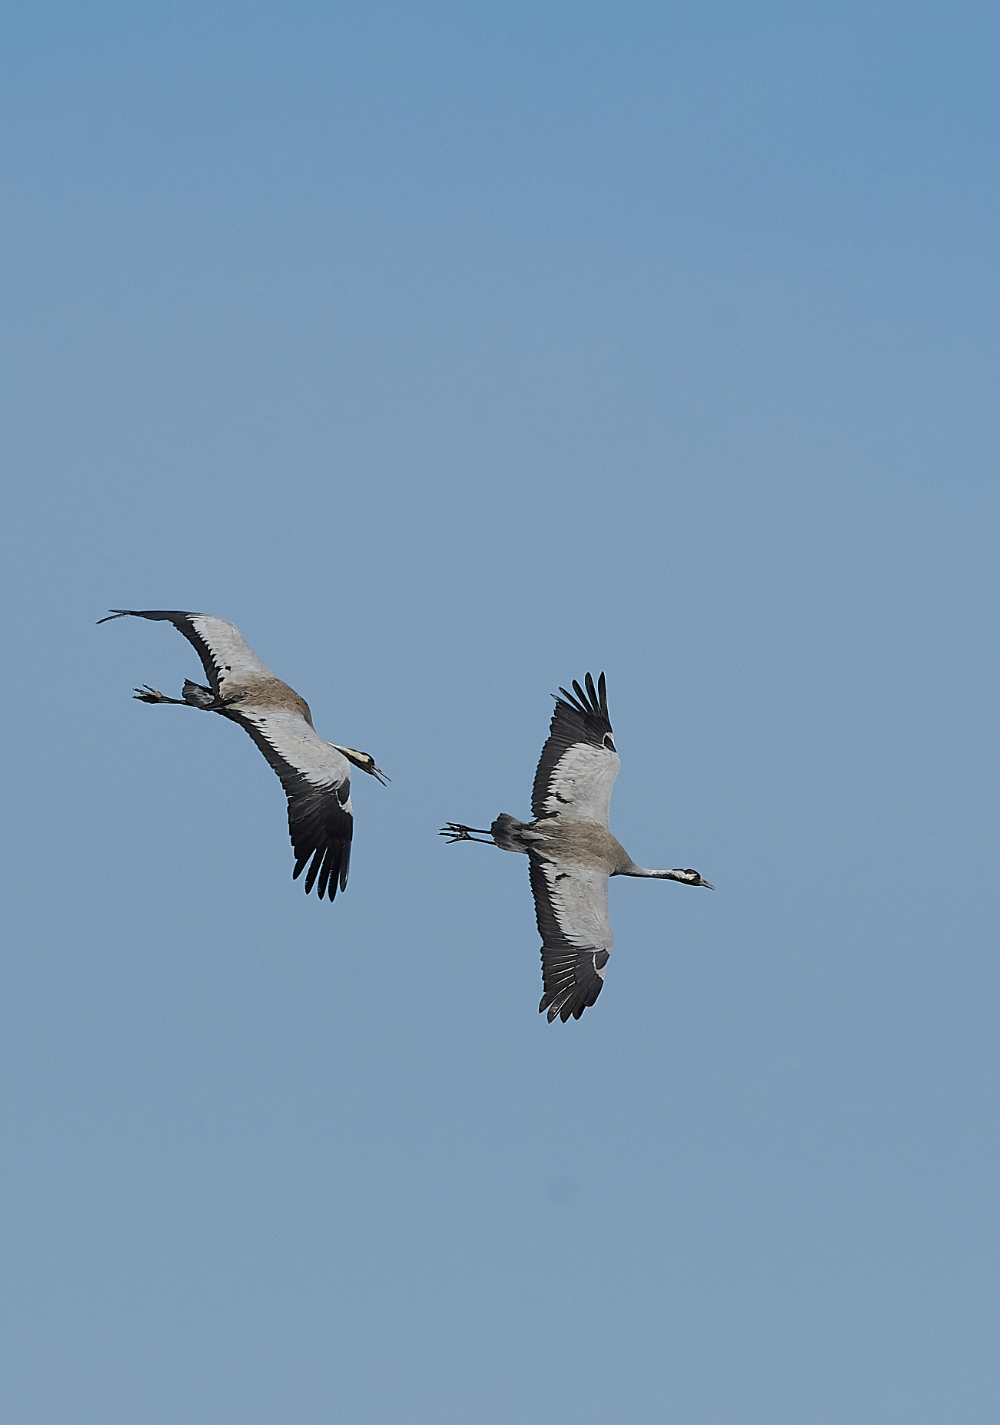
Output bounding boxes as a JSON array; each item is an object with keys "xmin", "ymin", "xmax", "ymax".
[{"xmin": 182, "ymin": 680, "xmax": 217, "ymax": 708}]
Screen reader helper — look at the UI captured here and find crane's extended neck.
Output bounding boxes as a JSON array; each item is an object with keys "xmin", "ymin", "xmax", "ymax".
[{"xmin": 618, "ymin": 860, "xmax": 714, "ymax": 888}]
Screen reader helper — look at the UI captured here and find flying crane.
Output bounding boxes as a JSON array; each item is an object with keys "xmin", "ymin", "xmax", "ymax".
[
  {"xmin": 100, "ymin": 609, "xmax": 387, "ymax": 900},
  {"xmin": 441, "ymin": 673, "xmax": 712, "ymax": 1021}
]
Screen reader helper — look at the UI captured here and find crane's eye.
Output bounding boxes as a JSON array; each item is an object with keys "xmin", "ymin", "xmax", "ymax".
[{"xmin": 603, "ymin": 735, "xmax": 616, "ymax": 751}]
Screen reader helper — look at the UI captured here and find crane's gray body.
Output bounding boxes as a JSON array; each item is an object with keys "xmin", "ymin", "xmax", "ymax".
[{"xmin": 491, "ymin": 812, "xmax": 632, "ymax": 875}]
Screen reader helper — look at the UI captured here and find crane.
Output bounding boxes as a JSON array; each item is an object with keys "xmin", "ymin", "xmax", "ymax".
[
  {"xmin": 441, "ymin": 673, "xmax": 712, "ymax": 1021},
  {"xmin": 99, "ymin": 609, "xmax": 387, "ymax": 900}
]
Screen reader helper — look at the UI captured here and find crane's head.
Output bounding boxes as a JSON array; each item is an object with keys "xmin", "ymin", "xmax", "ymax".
[
  {"xmin": 331, "ymin": 745, "xmax": 390, "ymax": 785},
  {"xmin": 671, "ymin": 868, "xmax": 714, "ymax": 889}
]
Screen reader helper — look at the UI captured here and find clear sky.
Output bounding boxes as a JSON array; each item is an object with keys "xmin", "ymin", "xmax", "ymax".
[{"xmin": 2, "ymin": 3, "xmax": 998, "ymax": 1421}]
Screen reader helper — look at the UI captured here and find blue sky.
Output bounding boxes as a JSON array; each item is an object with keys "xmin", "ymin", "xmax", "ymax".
[{"xmin": 2, "ymin": 3, "xmax": 999, "ymax": 1421}]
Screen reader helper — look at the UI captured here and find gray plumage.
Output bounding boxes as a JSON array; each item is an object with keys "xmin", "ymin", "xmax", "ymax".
[
  {"xmin": 441, "ymin": 673, "xmax": 712, "ymax": 1022},
  {"xmin": 99, "ymin": 609, "xmax": 387, "ymax": 900}
]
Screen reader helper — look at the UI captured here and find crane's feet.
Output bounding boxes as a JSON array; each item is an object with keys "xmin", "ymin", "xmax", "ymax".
[
  {"xmin": 439, "ymin": 823, "xmax": 495, "ymax": 844},
  {"xmin": 133, "ymin": 685, "xmax": 171, "ymax": 703}
]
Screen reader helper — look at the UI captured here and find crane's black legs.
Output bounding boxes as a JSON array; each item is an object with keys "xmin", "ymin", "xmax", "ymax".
[
  {"xmin": 132, "ymin": 685, "xmax": 244, "ymax": 713},
  {"xmin": 440, "ymin": 823, "xmax": 495, "ymax": 845}
]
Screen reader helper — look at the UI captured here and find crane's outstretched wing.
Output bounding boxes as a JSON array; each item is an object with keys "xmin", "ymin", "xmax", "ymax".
[
  {"xmin": 225, "ymin": 707, "xmax": 354, "ymax": 899},
  {"xmin": 98, "ymin": 609, "xmax": 276, "ymax": 702},
  {"xmin": 531, "ymin": 672, "xmax": 620, "ymax": 826},
  {"xmin": 529, "ymin": 856, "xmax": 613, "ymax": 1022}
]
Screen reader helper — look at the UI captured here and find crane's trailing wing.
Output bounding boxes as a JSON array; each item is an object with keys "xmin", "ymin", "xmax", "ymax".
[
  {"xmin": 531, "ymin": 671, "xmax": 620, "ymax": 826},
  {"xmin": 98, "ymin": 610, "xmax": 276, "ymax": 701},
  {"xmin": 529, "ymin": 856, "xmax": 613, "ymax": 1022}
]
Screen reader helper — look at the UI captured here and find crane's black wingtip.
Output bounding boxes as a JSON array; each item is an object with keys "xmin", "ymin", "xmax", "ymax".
[
  {"xmin": 538, "ymin": 995, "xmax": 596, "ymax": 1023},
  {"xmin": 553, "ymin": 673, "xmax": 610, "ymax": 724}
]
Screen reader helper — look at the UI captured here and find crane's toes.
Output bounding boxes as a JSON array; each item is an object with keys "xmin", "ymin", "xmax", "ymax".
[
  {"xmin": 441, "ymin": 824, "xmax": 496, "ymax": 845},
  {"xmin": 133, "ymin": 685, "xmax": 167, "ymax": 703},
  {"xmin": 440, "ymin": 823, "xmax": 493, "ymax": 843}
]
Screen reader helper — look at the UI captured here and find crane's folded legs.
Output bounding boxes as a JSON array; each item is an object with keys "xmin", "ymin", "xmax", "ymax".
[{"xmin": 132, "ymin": 684, "xmax": 245, "ymax": 712}]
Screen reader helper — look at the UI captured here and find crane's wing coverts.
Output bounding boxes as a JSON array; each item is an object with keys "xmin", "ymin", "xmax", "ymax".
[
  {"xmin": 531, "ymin": 672, "xmax": 620, "ymax": 826},
  {"xmin": 228, "ymin": 708, "xmax": 354, "ymax": 900},
  {"xmin": 98, "ymin": 609, "xmax": 274, "ymax": 698},
  {"xmin": 529, "ymin": 856, "xmax": 613, "ymax": 1022}
]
